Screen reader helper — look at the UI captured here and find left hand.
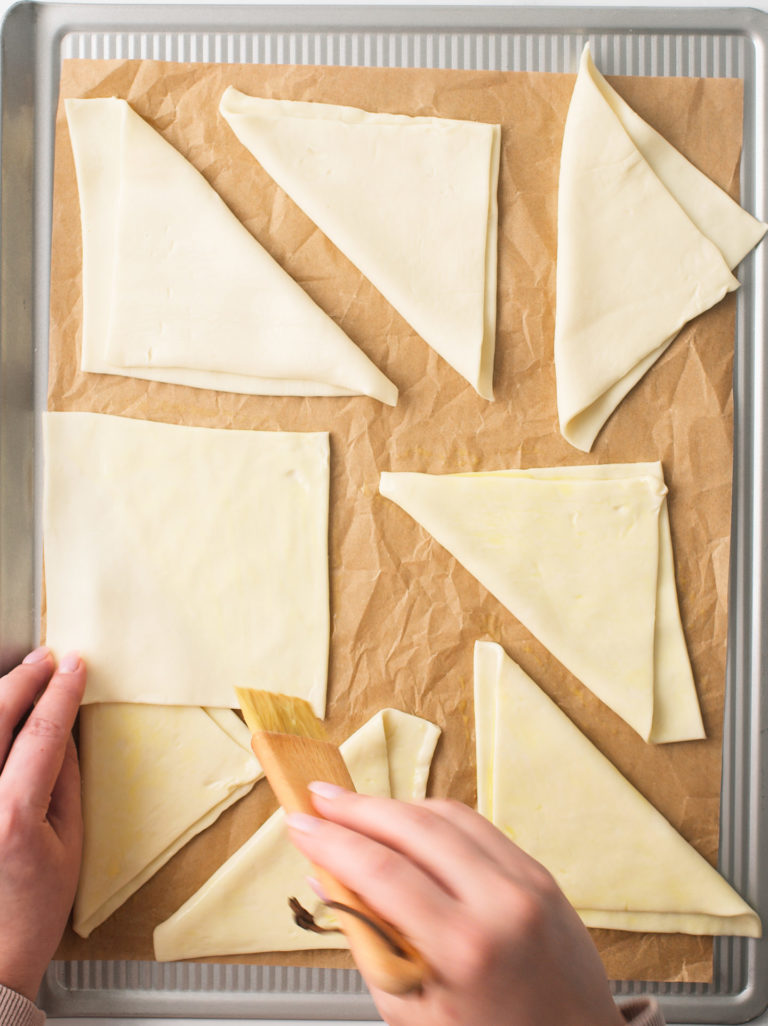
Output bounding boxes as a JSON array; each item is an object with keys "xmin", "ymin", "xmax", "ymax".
[{"xmin": 0, "ymin": 648, "xmax": 86, "ymax": 1000}]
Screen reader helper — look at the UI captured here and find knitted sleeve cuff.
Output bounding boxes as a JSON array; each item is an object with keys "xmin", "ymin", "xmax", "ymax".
[
  {"xmin": 619, "ymin": 996, "xmax": 666, "ymax": 1026},
  {"xmin": 0, "ymin": 986, "xmax": 45, "ymax": 1026}
]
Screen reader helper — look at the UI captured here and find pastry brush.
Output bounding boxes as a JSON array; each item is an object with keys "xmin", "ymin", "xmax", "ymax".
[{"xmin": 235, "ymin": 687, "xmax": 428, "ymax": 995}]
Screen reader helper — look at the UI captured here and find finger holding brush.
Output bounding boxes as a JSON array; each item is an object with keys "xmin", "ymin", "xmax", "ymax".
[
  {"xmin": 288, "ymin": 789, "xmax": 629, "ymax": 1026},
  {"xmin": 234, "ymin": 688, "xmax": 428, "ymax": 996}
]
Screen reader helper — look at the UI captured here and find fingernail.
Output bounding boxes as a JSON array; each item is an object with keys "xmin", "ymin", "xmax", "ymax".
[
  {"xmin": 58, "ymin": 651, "xmax": 81, "ymax": 673},
  {"xmin": 308, "ymin": 781, "xmax": 348, "ymax": 800},
  {"xmin": 306, "ymin": 875, "xmax": 329, "ymax": 901},
  {"xmin": 286, "ymin": 812, "xmax": 321, "ymax": 834},
  {"xmin": 22, "ymin": 646, "xmax": 51, "ymax": 665}
]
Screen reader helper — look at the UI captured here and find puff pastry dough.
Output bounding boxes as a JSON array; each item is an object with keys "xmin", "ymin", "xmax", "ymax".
[
  {"xmin": 220, "ymin": 88, "xmax": 500, "ymax": 398},
  {"xmin": 474, "ymin": 641, "xmax": 760, "ymax": 937},
  {"xmin": 153, "ymin": 709, "xmax": 440, "ymax": 960},
  {"xmin": 381, "ymin": 463, "xmax": 703, "ymax": 743},
  {"xmin": 65, "ymin": 97, "xmax": 397, "ymax": 405},
  {"xmin": 43, "ymin": 412, "xmax": 330, "ymax": 711},
  {"xmin": 555, "ymin": 46, "xmax": 766, "ymax": 451},
  {"xmin": 73, "ymin": 704, "xmax": 261, "ymax": 938}
]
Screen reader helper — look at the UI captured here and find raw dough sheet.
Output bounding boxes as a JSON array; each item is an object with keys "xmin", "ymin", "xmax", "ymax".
[
  {"xmin": 44, "ymin": 412, "xmax": 330, "ymax": 712},
  {"xmin": 49, "ymin": 58, "xmax": 745, "ymax": 983}
]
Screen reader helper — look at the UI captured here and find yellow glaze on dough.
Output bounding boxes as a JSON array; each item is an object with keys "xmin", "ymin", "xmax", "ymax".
[
  {"xmin": 152, "ymin": 709, "xmax": 440, "ymax": 961},
  {"xmin": 474, "ymin": 641, "xmax": 760, "ymax": 937},
  {"xmin": 74, "ymin": 704, "xmax": 261, "ymax": 938},
  {"xmin": 44, "ymin": 412, "xmax": 330, "ymax": 712},
  {"xmin": 555, "ymin": 46, "xmax": 765, "ymax": 452},
  {"xmin": 219, "ymin": 88, "xmax": 500, "ymax": 399},
  {"xmin": 381, "ymin": 462, "xmax": 702, "ymax": 743},
  {"xmin": 65, "ymin": 97, "xmax": 397, "ymax": 405}
]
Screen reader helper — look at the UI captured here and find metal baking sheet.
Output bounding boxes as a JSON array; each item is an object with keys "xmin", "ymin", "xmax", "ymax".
[{"xmin": 1, "ymin": 3, "xmax": 767, "ymax": 1022}]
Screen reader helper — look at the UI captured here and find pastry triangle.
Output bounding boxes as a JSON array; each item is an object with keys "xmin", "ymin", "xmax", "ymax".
[
  {"xmin": 65, "ymin": 97, "xmax": 397, "ymax": 405},
  {"xmin": 474, "ymin": 641, "xmax": 760, "ymax": 936},
  {"xmin": 555, "ymin": 46, "xmax": 765, "ymax": 452},
  {"xmin": 73, "ymin": 704, "xmax": 261, "ymax": 938},
  {"xmin": 44, "ymin": 412, "xmax": 330, "ymax": 712},
  {"xmin": 381, "ymin": 463, "xmax": 703, "ymax": 743},
  {"xmin": 487, "ymin": 463, "xmax": 703, "ymax": 744},
  {"xmin": 153, "ymin": 709, "xmax": 440, "ymax": 961},
  {"xmin": 583, "ymin": 48, "xmax": 766, "ymax": 269},
  {"xmin": 219, "ymin": 88, "xmax": 500, "ymax": 398}
]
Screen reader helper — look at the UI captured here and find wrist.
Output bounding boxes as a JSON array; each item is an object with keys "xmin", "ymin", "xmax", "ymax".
[
  {"xmin": 0, "ymin": 983, "xmax": 45, "ymax": 1026},
  {"xmin": 0, "ymin": 965, "xmax": 43, "ymax": 1005}
]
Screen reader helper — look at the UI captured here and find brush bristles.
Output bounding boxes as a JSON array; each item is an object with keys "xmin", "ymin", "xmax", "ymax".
[{"xmin": 235, "ymin": 688, "xmax": 327, "ymax": 741}]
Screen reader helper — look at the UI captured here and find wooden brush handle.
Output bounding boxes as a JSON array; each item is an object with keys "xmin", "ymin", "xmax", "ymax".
[
  {"xmin": 251, "ymin": 731, "xmax": 428, "ymax": 995},
  {"xmin": 313, "ymin": 865, "xmax": 427, "ymax": 995}
]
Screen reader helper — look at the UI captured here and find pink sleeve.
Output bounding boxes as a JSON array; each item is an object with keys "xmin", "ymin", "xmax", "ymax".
[
  {"xmin": 618, "ymin": 997, "xmax": 666, "ymax": 1025},
  {"xmin": 0, "ymin": 987, "xmax": 45, "ymax": 1026}
]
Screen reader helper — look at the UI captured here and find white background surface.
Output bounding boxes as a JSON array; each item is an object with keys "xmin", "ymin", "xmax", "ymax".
[{"xmin": 2, "ymin": 0, "xmax": 766, "ymax": 1024}]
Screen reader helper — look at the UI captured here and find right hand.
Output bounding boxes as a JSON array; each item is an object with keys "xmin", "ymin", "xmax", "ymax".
[{"xmin": 288, "ymin": 787, "xmax": 625, "ymax": 1026}]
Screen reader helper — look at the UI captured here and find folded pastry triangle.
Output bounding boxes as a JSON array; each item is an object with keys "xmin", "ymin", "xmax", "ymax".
[
  {"xmin": 555, "ymin": 45, "xmax": 765, "ymax": 452},
  {"xmin": 153, "ymin": 709, "xmax": 440, "ymax": 961},
  {"xmin": 583, "ymin": 48, "xmax": 766, "ymax": 269},
  {"xmin": 65, "ymin": 97, "xmax": 397, "ymax": 405},
  {"xmin": 381, "ymin": 463, "xmax": 702, "ymax": 743},
  {"xmin": 486, "ymin": 463, "xmax": 703, "ymax": 744},
  {"xmin": 44, "ymin": 412, "xmax": 330, "ymax": 713},
  {"xmin": 474, "ymin": 641, "xmax": 760, "ymax": 936},
  {"xmin": 219, "ymin": 88, "xmax": 500, "ymax": 399},
  {"xmin": 73, "ymin": 704, "xmax": 261, "ymax": 938}
]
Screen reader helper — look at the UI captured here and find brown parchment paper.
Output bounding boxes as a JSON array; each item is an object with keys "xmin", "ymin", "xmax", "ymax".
[{"xmin": 48, "ymin": 58, "xmax": 748, "ymax": 984}]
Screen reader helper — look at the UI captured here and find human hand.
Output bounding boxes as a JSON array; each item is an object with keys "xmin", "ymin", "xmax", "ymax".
[
  {"xmin": 0, "ymin": 648, "xmax": 86, "ymax": 1001},
  {"xmin": 287, "ymin": 788, "xmax": 624, "ymax": 1026}
]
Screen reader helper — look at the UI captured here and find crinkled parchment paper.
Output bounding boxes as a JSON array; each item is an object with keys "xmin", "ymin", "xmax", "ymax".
[{"xmin": 49, "ymin": 58, "xmax": 747, "ymax": 983}]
